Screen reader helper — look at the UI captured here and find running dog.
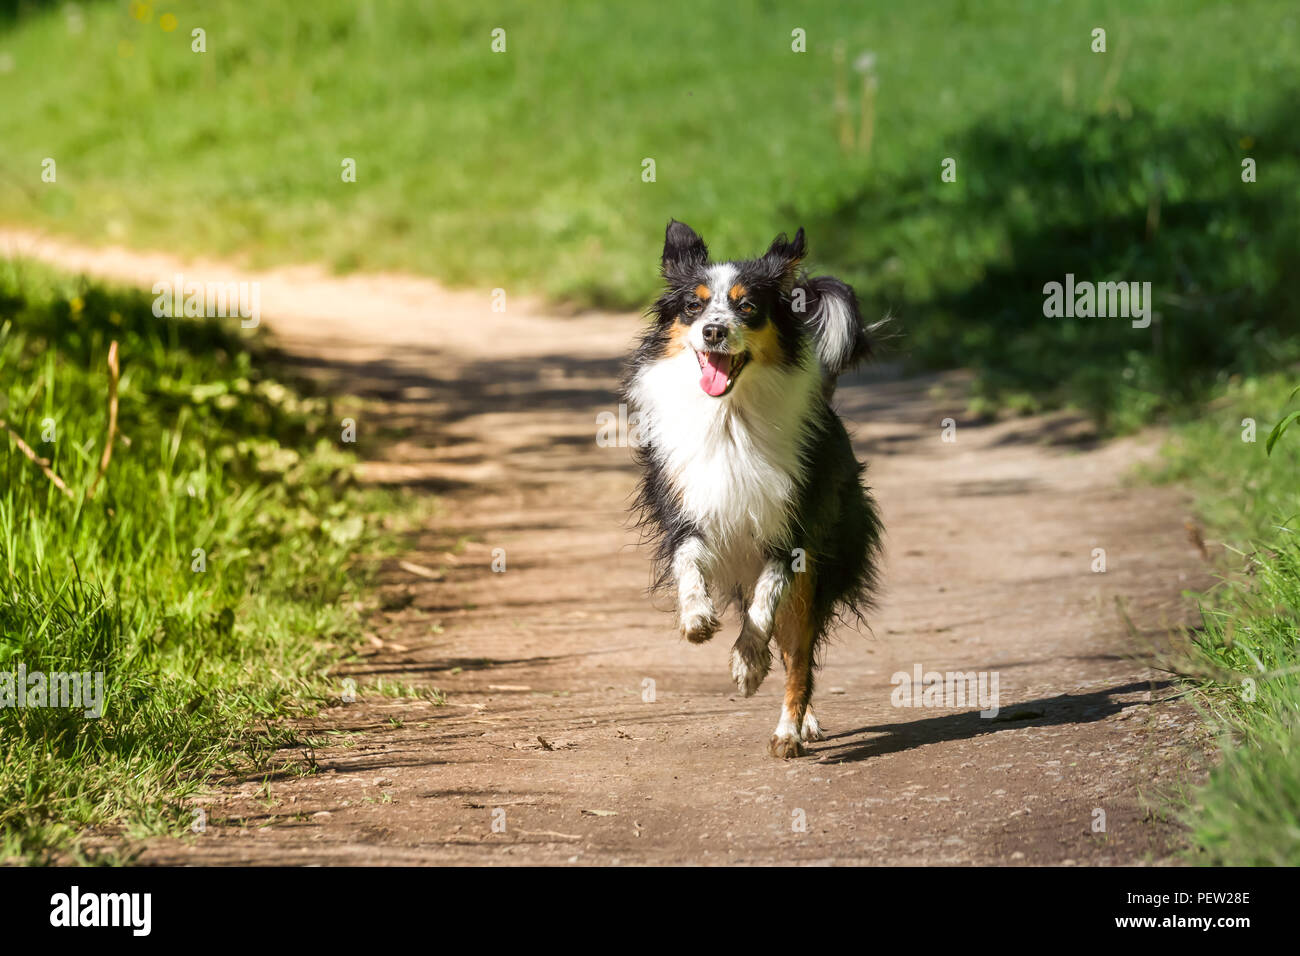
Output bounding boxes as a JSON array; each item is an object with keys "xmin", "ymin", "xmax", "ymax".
[{"xmin": 622, "ymin": 220, "xmax": 884, "ymax": 757}]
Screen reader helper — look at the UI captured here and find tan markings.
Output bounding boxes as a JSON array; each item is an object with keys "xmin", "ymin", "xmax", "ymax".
[
  {"xmin": 729, "ymin": 282, "xmax": 748, "ymax": 301},
  {"xmin": 664, "ymin": 317, "xmax": 692, "ymax": 357},
  {"xmin": 774, "ymin": 568, "xmax": 817, "ymax": 732},
  {"xmin": 744, "ymin": 318, "xmax": 784, "ymax": 368},
  {"xmin": 694, "ymin": 284, "xmax": 711, "ymax": 300}
]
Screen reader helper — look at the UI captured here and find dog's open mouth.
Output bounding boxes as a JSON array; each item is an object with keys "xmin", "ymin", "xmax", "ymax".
[{"xmin": 696, "ymin": 350, "xmax": 748, "ymax": 397}]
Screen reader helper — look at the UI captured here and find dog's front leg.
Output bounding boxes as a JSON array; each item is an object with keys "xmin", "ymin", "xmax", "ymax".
[
  {"xmin": 674, "ymin": 537, "xmax": 719, "ymax": 644},
  {"xmin": 730, "ymin": 559, "xmax": 788, "ymax": 696}
]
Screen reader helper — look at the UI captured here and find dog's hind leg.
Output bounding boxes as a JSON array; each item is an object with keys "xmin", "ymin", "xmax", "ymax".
[
  {"xmin": 674, "ymin": 537, "xmax": 719, "ymax": 644},
  {"xmin": 730, "ymin": 559, "xmax": 787, "ymax": 696},
  {"xmin": 800, "ymin": 706, "xmax": 825, "ymax": 742},
  {"xmin": 770, "ymin": 570, "xmax": 816, "ymax": 758}
]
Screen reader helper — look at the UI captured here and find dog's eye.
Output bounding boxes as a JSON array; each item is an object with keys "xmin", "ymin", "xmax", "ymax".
[
  {"xmin": 684, "ymin": 299, "xmax": 703, "ymax": 317},
  {"xmin": 739, "ymin": 301, "xmax": 756, "ymax": 315}
]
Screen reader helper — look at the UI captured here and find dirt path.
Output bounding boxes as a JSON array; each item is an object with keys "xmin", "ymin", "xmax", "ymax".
[{"xmin": 3, "ymin": 228, "xmax": 1211, "ymax": 865}]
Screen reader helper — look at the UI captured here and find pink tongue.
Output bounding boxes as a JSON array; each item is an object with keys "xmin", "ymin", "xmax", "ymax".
[{"xmin": 699, "ymin": 353, "xmax": 732, "ymax": 396}]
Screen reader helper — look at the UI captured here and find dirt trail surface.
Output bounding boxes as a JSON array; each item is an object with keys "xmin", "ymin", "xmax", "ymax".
[{"xmin": 3, "ymin": 228, "xmax": 1211, "ymax": 865}]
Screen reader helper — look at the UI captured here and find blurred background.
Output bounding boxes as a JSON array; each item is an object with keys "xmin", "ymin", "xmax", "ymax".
[{"xmin": 1, "ymin": 0, "xmax": 1296, "ymax": 425}]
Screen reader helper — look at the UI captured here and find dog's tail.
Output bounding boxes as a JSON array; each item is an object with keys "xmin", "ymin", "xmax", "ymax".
[{"xmin": 799, "ymin": 276, "xmax": 882, "ymax": 386}]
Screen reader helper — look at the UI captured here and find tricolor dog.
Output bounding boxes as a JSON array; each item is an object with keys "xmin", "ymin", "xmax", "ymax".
[{"xmin": 623, "ymin": 220, "xmax": 883, "ymax": 757}]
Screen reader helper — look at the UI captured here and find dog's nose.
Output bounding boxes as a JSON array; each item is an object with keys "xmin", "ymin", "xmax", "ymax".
[{"xmin": 701, "ymin": 323, "xmax": 726, "ymax": 346}]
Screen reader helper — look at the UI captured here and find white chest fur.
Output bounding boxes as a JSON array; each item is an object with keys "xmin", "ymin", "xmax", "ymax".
[{"xmin": 631, "ymin": 348, "xmax": 820, "ymax": 576}]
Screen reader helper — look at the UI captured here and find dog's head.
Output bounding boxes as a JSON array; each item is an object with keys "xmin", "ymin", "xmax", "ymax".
[{"xmin": 653, "ymin": 220, "xmax": 807, "ymax": 398}]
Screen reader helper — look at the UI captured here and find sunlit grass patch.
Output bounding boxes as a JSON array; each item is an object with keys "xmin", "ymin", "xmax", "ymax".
[
  {"xmin": 1155, "ymin": 374, "xmax": 1300, "ymax": 865},
  {"xmin": 0, "ymin": 259, "xmax": 419, "ymax": 863}
]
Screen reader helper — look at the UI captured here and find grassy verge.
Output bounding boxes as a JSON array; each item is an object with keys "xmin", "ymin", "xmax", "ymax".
[
  {"xmin": 0, "ymin": 259, "xmax": 415, "ymax": 863},
  {"xmin": 1154, "ymin": 374, "xmax": 1300, "ymax": 864},
  {"xmin": 1, "ymin": 0, "xmax": 1297, "ymax": 424}
]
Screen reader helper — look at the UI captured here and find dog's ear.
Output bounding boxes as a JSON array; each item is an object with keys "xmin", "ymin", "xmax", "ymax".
[
  {"xmin": 662, "ymin": 219, "xmax": 709, "ymax": 280},
  {"xmin": 761, "ymin": 227, "xmax": 806, "ymax": 292}
]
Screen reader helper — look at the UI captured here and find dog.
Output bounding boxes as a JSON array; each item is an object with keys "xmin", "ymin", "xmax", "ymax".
[{"xmin": 622, "ymin": 220, "xmax": 884, "ymax": 758}]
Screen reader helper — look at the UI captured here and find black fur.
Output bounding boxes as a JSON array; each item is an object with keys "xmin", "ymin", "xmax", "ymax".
[{"xmin": 786, "ymin": 407, "xmax": 883, "ymax": 641}]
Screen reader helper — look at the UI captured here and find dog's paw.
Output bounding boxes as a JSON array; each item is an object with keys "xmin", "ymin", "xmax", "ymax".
[
  {"xmin": 730, "ymin": 629, "xmax": 771, "ymax": 697},
  {"xmin": 680, "ymin": 606, "xmax": 720, "ymax": 644},
  {"xmin": 800, "ymin": 710, "xmax": 825, "ymax": 742},
  {"xmin": 768, "ymin": 733, "xmax": 805, "ymax": 759}
]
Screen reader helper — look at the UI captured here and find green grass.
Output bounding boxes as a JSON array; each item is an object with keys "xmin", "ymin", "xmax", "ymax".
[
  {"xmin": 1, "ymin": 0, "xmax": 1297, "ymax": 424},
  {"xmin": 1155, "ymin": 374, "xmax": 1300, "ymax": 864},
  {"xmin": 0, "ymin": 259, "xmax": 416, "ymax": 863}
]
